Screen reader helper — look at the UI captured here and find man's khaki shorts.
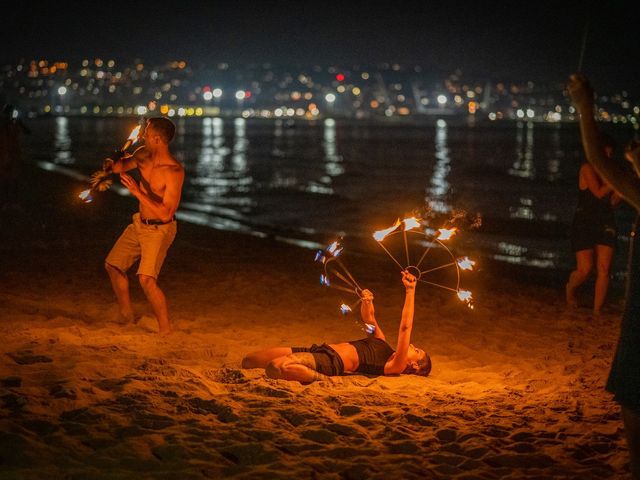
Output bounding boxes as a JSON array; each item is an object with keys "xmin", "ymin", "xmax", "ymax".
[{"xmin": 105, "ymin": 213, "xmax": 177, "ymax": 279}]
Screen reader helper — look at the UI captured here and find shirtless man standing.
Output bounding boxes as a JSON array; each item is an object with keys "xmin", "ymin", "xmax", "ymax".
[{"xmin": 104, "ymin": 117, "xmax": 184, "ymax": 335}]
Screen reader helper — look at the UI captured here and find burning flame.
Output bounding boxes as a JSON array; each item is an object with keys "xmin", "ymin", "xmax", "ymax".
[
  {"xmin": 326, "ymin": 240, "xmax": 343, "ymax": 257},
  {"xmin": 340, "ymin": 303, "xmax": 352, "ymax": 315},
  {"xmin": 457, "ymin": 290, "xmax": 474, "ymax": 309},
  {"xmin": 79, "ymin": 189, "xmax": 93, "ymax": 203},
  {"xmin": 373, "ymin": 219, "xmax": 401, "ymax": 242},
  {"xmin": 121, "ymin": 125, "xmax": 142, "ymax": 151},
  {"xmin": 402, "ymin": 217, "xmax": 421, "ymax": 231},
  {"xmin": 457, "ymin": 256, "xmax": 476, "ymax": 271},
  {"xmin": 437, "ymin": 228, "xmax": 457, "ymax": 241},
  {"xmin": 127, "ymin": 125, "xmax": 141, "ymax": 143}
]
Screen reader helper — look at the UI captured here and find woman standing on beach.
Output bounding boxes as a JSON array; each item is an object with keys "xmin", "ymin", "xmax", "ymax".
[
  {"xmin": 565, "ymin": 137, "xmax": 620, "ymax": 316},
  {"xmin": 242, "ymin": 270, "xmax": 431, "ymax": 383},
  {"xmin": 568, "ymin": 73, "xmax": 640, "ymax": 479}
]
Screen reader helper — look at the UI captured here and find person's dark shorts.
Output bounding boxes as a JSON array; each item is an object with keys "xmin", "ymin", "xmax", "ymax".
[
  {"xmin": 291, "ymin": 343, "xmax": 345, "ymax": 376},
  {"xmin": 571, "ymin": 215, "xmax": 617, "ymax": 252}
]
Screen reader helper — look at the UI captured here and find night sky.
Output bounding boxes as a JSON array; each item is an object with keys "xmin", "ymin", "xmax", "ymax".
[{"xmin": 3, "ymin": 1, "xmax": 639, "ymax": 92}]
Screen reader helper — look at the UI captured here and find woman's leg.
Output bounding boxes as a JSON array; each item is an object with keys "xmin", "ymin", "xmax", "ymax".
[
  {"xmin": 266, "ymin": 353, "xmax": 331, "ymax": 383},
  {"xmin": 566, "ymin": 249, "xmax": 594, "ymax": 307},
  {"xmin": 242, "ymin": 347, "xmax": 294, "ymax": 369},
  {"xmin": 594, "ymin": 244, "xmax": 614, "ymax": 315}
]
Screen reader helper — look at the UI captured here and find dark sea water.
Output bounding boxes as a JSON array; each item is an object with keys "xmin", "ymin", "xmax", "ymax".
[{"xmin": 23, "ymin": 116, "xmax": 638, "ymax": 286}]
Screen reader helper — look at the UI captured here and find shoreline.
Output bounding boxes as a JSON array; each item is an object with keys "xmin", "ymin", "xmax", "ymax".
[{"xmin": 0, "ymin": 164, "xmax": 632, "ymax": 478}]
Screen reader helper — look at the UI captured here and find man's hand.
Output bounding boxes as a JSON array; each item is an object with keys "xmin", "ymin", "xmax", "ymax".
[
  {"xmin": 119, "ymin": 173, "xmax": 140, "ymax": 196},
  {"xmin": 402, "ymin": 270, "xmax": 417, "ymax": 291},
  {"xmin": 102, "ymin": 158, "xmax": 115, "ymax": 173},
  {"xmin": 567, "ymin": 73, "xmax": 594, "ymax": 113}
]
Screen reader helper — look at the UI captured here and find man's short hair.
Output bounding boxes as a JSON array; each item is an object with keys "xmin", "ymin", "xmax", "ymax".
[{"xmin": 147, "ymin": 117, "xmax": 176, "ymax": 144}]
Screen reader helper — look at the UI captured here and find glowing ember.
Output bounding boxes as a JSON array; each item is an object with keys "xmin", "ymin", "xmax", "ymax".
[
  {"xmin": 320, "ymin": 274, "xmax": 331, "ymax": 286},
  {"xmin": 437, "ymin": 228, "xmax": 457, "ymax": 241},
  {"xmin": 457, "ymin": 256, "xmax": 476, "ymax": 271},
  {"xmin": 340, "ymin": 303, "xmax": 352, "ymax": 315},
  {"xmin": 402, "ymin": 217, "xmax": 421, "ymax": 231},
  {"xmin": 327, "ymin": 240, "xmax": 343, "ymax": 257},
  {"xmin": 79, "ymin": 189, "xmax": 93, "ymax": 203},
  {"xmin": 373, "ymin": 219, "xmax": 401, "ymax": 241}
]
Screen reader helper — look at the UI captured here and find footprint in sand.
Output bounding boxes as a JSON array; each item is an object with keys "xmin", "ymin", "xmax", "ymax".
[{"xmin": 7, "ymin": 350, "xmax": 52, "ymax": 365}]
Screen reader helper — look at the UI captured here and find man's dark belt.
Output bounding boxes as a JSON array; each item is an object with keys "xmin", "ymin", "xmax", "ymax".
[{"xmin": 140, "ymin": 216, "xmax": 176, "ymax": 225}]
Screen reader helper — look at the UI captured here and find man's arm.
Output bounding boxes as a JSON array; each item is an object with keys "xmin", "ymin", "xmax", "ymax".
[
  {"xmin": 120, "ymin": 166, "xmax": 185, "ymax": 220},
  {"xmin": 385, "ymin": 271, "xmax": 416, "ymax": 374},
  {"xmin": 568, "ymin": 74, "xmax": 640, "ymax": 211},
  {"xmin": 360, "ymin": 289, "xmax": 385, "ymax": 340},
  {"xmin": 105, "ymin": 146, "xmax": 147, "ymax": 173}
]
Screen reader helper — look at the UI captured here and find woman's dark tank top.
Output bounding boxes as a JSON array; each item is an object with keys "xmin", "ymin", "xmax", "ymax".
[
  {"xmin": 575, "ymin": 187, "xmax": 614, "ymax": 223},
  {"xmin": 348, "ymin": 337, "xmax": 395, "ymax": 376}
]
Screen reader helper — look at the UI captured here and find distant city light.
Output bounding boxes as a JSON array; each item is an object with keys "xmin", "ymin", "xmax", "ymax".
[
  {"xmin": 336, "ymin": 73, "xmax": 345, "ymax": 81},
  {"xmin": 325, "ymin": 93, "xmax": 336, "ymax": 103},
  {"xmin": 437, "ymin": 95, "xmax": 447, "ymax": 105},
  {"xmin": 213, "ymin": 88, "xmax": 223, "ymax": 98},
  {"xmin": 58, "ymin": 86, "xmax": 67, "ymax": 95},
  {"xmin": 203, "ymin": 91, "xmax": 213, "ymax": 101},
  {"xmin": 235, "ymin": 90, "xmax": 246, "ymax": 100}
]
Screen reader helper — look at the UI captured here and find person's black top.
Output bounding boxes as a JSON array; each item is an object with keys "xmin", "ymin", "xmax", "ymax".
[
  {"xmin": 571, "ymin": 187, "xmax": 617, "ymax": 251},
  {"xmin": 606, "ymin": 216, "xmax": 640, "ymax": 409},
  {"xmin": 348, "ymin": 337, "xmax": 395, "ymax": 376}
]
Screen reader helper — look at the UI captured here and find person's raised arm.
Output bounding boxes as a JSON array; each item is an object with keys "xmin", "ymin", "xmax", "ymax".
[
  {"xmin": 386, "ymin": 271, "xmax": 416, "ymax": 374},
  {"xmin": 360, "ymin": 289, "xmax": 385, "ymax": 340},
  {"xmin": 104, "ymin": 145, "xmax": 148, "ymax": 174},
  {"xmin": 568, "ymin": 74, "xmax": 640, "ymax": 212},
  {"xmin": 581, "ymin": 164, "xmax": 612, "ymax": 199}
]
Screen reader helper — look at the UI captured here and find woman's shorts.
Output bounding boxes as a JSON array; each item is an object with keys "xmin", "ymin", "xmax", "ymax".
[{"xmin": 291, "ymin": 343, "xmax": 345, "ymax": 376}]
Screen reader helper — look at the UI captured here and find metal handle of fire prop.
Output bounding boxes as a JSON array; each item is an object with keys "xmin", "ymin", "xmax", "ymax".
[
  {"xmin": 79, "ymin": 124, "xmax": 143, "ymax": 203},
  {"xmin": 315, "ymin": 240, "xmax": 376, "ymax": 335},
  {"xmin": 373, "ymin": 217, "xmax": 475, "ymax": 309}
]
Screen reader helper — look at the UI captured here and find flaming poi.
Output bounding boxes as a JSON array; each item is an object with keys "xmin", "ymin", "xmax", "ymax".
[
  {"xmin": 373, "ymin": 214, "xmax": 476, "ymax": 309},
  {"xmin": 79, "ymin": 124, "xmax": 142, "ymax": 203},
  {"xmin": 315, "ymin": 239, "xmax": 376, "ymax": 333}
]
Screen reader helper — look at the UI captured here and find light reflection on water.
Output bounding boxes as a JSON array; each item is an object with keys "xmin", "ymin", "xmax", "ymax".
[{"xmin": 36, "ymin": 116, "xmax": 637, "ymax": 274}]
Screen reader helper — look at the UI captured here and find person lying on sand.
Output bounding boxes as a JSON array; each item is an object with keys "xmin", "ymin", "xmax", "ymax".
[{"xmin": 242, "ymin": 271, "xmax": 431, "ymax": 383}]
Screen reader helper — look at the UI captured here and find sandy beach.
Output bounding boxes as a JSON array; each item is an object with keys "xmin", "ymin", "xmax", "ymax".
[{"xmin": 0, "ymin": 164, "xmax": 632, "ymax": 479}]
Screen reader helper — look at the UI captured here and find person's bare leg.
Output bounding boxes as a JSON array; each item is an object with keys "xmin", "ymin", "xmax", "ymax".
[
  {"xmin": 242, "ymin": 347, "xmax": 294, "ymax": 369},
  {"xmin": 105, "ymin": 263, "xmax": 134, "ymax": 322},
  {"xmin": 594, "ymin": 245, "xmax": 613, "ymax": 315},
  {"xmin": 566, "ymin": 249, "xmax": 594, "ymax": 308},
  {"xmin": 266, "ymin": 353, "xmax": 332, "ymax": 383},
  {"xmin": 138, "ymin": 274, "xmax": 171, "ymax": 334}
]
